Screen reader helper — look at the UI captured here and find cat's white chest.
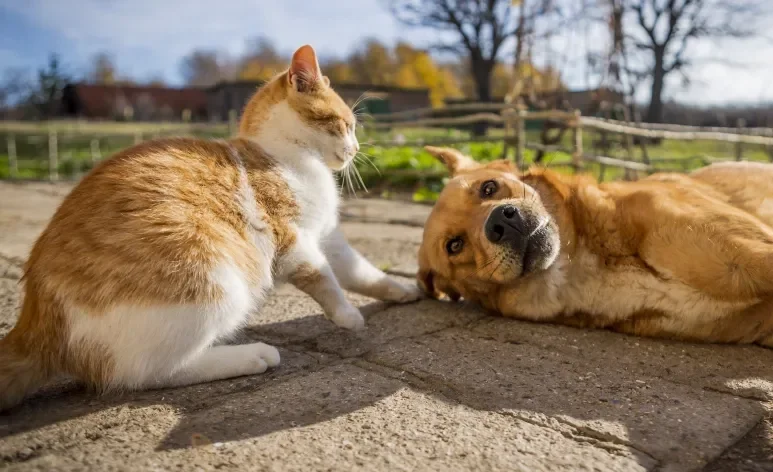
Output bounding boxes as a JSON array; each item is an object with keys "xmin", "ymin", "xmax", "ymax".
[{"xmin": 280, "ymin": 159, "xmax": 340, "ymax": 238}]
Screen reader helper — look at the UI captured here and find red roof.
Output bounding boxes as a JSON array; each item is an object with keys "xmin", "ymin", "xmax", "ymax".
[{"xmin": 66, "ymin": 83, "xmax": 208, "ymax": 119}]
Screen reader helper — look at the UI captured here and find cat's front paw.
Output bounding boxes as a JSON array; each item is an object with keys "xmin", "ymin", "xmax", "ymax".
[
  {"xmin": 383, "ymin": 280, "xmax": 424, "ymax": 303},
  {"xmin": 331, "ymin": 304, "xmax": 365, "ymax": 331}
]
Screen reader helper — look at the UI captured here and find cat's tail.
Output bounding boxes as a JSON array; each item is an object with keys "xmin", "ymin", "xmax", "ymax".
[{"xmin": 0, "ymin": 295, "xmax": 55, "ymax": 412}]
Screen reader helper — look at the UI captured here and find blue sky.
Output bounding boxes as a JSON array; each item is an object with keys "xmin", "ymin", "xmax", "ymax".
[{"xmin": 2, "ymin": 0, "xmax": 773, "ymax": 105}]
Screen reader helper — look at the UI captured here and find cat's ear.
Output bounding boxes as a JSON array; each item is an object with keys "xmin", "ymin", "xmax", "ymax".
[{"xmin": 289, "ymin": 45, "xmax": 322, "ymax": 93}]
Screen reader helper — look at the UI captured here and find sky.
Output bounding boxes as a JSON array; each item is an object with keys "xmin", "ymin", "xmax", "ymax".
[{"xmin": 2, "ymin": 0, "xmax": 773, "ymax": 106}]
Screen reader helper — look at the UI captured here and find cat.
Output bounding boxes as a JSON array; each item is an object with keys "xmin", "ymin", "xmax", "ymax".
[{"xmin": 0, "ymin": 44, "xmax": 421, "ymax": 410}]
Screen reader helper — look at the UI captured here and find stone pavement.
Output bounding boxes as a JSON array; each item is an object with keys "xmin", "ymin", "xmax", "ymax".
[{"xmin": 0, "ymin": 181, "xmax": 772, "ymax": 472}]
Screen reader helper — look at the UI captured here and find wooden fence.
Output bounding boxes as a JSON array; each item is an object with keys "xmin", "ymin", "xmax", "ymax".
[
  {"xmin": 361, "ymin": 104, "xmax": 773, "ymax": 180},
  {"xmin": 3, "ymin": 105, "xmax": 773, "ymax": 182}
]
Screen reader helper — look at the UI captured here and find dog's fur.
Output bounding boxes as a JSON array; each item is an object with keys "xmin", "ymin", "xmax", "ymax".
[{"xmin": 418, "ymin": 146, "xmax": 773, "ymax": 346}]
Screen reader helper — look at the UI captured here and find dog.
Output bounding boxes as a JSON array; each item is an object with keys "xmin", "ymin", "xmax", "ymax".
[{"xmin": 417, "ymin": 146, "xmax": 773, "ymax": 346}]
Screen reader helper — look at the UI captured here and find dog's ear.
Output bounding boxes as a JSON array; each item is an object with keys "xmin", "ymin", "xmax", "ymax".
[
  {"xmin": 424, "ymin": 146, "xmax": 478, "ymax": 176},
  {"xmin": 417, "ymin": 269, "xmax": 462, "ymax": 302},
  {"xmin": 417, "ymin": 268, "xmax": 439, "ymax": 299}
]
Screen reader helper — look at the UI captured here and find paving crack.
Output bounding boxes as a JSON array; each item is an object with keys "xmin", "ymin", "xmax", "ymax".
[
  {"xmin": 350, "ymin": 357, "xmax": 462, "ymax": 400},
  {"xmin": 702, "ymin": 384, "xmax": 772, "ymax": 402},
  {"xmin": 352, "ymin": 357, "xmax": 661, "ymax": 468},
  {"xmin": 699, "ymin": 406, "xmax": 772, "ymax": 472},
  {"xmin": 497, "ymin": 410, "xmax": 661, "ymax": 467}
]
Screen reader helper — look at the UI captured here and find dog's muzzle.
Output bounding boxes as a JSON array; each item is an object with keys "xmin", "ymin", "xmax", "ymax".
[{"xmin": 485, "ymin": 204, "xmax": 526, "ymax": 247}]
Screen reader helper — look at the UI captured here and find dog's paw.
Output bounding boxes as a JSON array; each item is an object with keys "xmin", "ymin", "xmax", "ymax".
[
  {"xmin": 331, "ymin": 304, "xmax": 366, "ymax": 331},
  {"xmin": 382, "ymin": 280, "xmax": 424, "ymax": 303}
]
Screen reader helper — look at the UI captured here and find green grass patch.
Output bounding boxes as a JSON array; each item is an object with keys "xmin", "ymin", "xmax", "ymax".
[{"xmin": 2, "ymin": 124, "xmax": 770, "ymax": 204}]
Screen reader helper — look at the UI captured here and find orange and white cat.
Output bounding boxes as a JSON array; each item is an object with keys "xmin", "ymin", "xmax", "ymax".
[{"xmin": 0, "ymin": 45, "xmax": 421, "ymax": 410}]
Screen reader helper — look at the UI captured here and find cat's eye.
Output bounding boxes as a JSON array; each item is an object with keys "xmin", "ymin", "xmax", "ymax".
[
  {"xmin": 446, "ymin": 237, "xmax": 464, "ymax": 255},
  {"xmin": 480, "ymin": 180, "xmax": 498, "ymax": 198}
]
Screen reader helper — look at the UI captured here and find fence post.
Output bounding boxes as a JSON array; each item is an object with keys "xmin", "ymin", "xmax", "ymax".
[
  {"xmin": 598, "ymin": 164, "xmax": 607, "ymax": 182},
  {"xmin": 48, "ymin": 131, "xmax": 58, "ymax": 181},
  {"xmin": 228, "ymin": 109, "xmax": 238, "ymax": 135},
  {"xmin": 515, "ymin": 109, "xmax": 526, "ymax": 170},
  {"xmin": 633, "ymin": 109, "xmax": 650, "ymax": 165},
  {"xmin": 501, "ymin": 110, "xmax": 511, "ymax": 160},
  {"xmin": 572, "ymin": 110, "xmax": 583, "ymax": 173},
  {"xmin": 618, "ymin": 104, "xmax": 637, "ymax": 181},
  {"xmin": 7, "ymin": 135, "xmax": 17, "ymax": 179},
  {"xmin": 62, "ymin": 151, "xmax": 72, "ymax": 179},
  {"xmin": 501, "ymin": 111, "xmax": 510, "ymax": 159},
  {"xmin": 90, "ymin": 138, "xmax": 101, "ymax": 165},
  {"xmin": 735, "ymin": 118, "xmax": 745, "ymax": 161}
]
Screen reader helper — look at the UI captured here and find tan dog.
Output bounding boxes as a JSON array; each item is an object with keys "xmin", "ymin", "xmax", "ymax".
[{"xmin": 418, "ymin": 146, "xmax": 773, "ymax": 346}]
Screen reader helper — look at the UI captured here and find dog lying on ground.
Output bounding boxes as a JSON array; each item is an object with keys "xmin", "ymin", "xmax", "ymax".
[{"xmin": 417, "ymin": 146, "xmax": 773, "ymax": 346}]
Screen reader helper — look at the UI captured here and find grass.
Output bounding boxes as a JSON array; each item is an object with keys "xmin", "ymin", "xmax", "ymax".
[{"xmin": 1, "ymin": 123, "xmax": 771, "ymax": 202}]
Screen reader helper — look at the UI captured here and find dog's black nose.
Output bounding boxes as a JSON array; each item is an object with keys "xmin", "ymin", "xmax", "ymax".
[{"xmin": 485, "ymin": 204, "xmax": 525, "ymax": 245}]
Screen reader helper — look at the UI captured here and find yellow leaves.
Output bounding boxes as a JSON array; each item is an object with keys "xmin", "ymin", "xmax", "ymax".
[
  {"xmin": 325, "ymin": 62, "xmax": 354, "ymax": 83},
  {"xmin": 238, "ymin": 60, "xmax": 282, "ymax": 82},
  {"xmin": 390, "ymin": 44, "xmax": 462, "ymax": 107}
]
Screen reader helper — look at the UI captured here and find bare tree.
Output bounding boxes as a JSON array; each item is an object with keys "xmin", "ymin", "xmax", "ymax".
[
  {"xmin": 387, "ymin": 0, "xmax": 531, "ymax": 103},
  {"xmin": 386, "ymin": 0, "xmax": 560, "ymax": 134},
  {"xmin": 615, "ymin": 0, "xmax": 767, "ymax": 123},
  {"xmin": 180, "ymin": 50, "xmax": 227, "ymax": 87}
]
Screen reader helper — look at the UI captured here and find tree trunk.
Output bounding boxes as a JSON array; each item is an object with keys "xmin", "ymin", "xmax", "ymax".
[
  {"xmin": 471, "ymin": 58, "xmax": 494, "ymax": 136},
  {"xmin": 646, "ymin": 49, "xmax": 666, "ymax": 124}
]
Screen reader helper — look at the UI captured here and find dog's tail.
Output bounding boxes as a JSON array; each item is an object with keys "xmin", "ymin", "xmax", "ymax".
[{"xmin": 0, "ymin": 295, "xmax": 55, "ymax": 411}]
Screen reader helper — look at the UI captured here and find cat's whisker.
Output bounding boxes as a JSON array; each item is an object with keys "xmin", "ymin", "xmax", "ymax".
[
  {"xmin": 345, "ymin": 165, "xmax": 358, "ymax": 199},
  {"xmin": 352, "ymin": 164, "xmax": 368, "ymax": 193},
  {"xmin": 351, "ymin": 93, "xmax": 367, "ymax": 112},
  {"xmin": 354, "ymin": 111, "xmax": 373, "ymax": 120},
  {"xmin": 356, "ymin": 152, "xmax": 380, "ymax": 175}
]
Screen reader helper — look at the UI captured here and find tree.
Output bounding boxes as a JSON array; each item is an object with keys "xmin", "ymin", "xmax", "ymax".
[
  {"xmin": 393, "ymin": 42, "xmax": 463, "ymax": 107},
  {"xmin": 180, "ymin": 50, "xmax": 226, "ymax": 87},
  {"xmin": 323, "ymin": 60, "xmax": 354, "ymax": 83},
  {"xmin": 238, "ymin": 37, "xmax": 286, "ymax": 81},
  {"xmin": 615, "ymin": 0, "xmax": 768, "ymax": 123},
  {"xmin": 89, "ymin": 52, "xmax": 117, "ymax": 84},
  {"xmin": 387, "ymin": 0, "xmax": 557, "ymax": 103},
  {"xmin": 347, "ymin": 39, "xmax": 395, "ymax": 85},
  {"xmin": 27, "ymin": 54, "xmax": 71, "ymax": 118}
]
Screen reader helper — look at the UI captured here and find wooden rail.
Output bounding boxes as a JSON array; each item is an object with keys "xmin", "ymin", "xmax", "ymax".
[{"xmin": 580, "ymin": 117, "xmax": 773, "ymax": 146}]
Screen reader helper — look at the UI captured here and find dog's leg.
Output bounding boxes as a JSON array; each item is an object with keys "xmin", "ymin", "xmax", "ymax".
[
  {"xmin": 639, "ymin": 203, "xmax": 773, "ymax": 301},
  {"xmin": 322, "ymin": 227, "xmax": 422, "ymax": 302}
]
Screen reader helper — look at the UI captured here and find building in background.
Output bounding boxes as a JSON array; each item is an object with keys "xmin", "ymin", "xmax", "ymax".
[
  {"xmin": 61, "ymin": 83, "xmax": 209, "ymax": 121},
  {"xmin": 206, "ymin": 81, "xmax": 431, "ymax": 122}
]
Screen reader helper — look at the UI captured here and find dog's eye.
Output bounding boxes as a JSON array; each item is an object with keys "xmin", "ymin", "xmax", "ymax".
[
  {"xmin": 446, "ymin": 237, "xmax": 464, "ymax": 255},
  {"xmin": 480, "ymin": 180, "xmax": 498, "ymax": 198}
]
